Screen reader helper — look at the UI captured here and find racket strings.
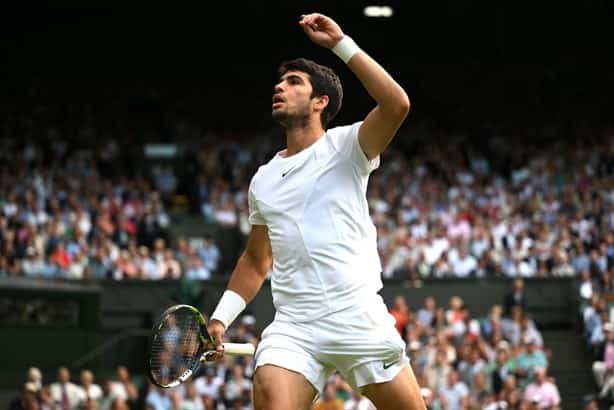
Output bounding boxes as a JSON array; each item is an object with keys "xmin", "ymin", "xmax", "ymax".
[{"xmin": 150, "ymin": 308, "xmax": 202, "ymax": 385}]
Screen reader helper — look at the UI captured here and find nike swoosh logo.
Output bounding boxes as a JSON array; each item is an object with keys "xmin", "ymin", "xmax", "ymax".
[
  {"xmin": 281, "ymin": 166, "xmax": 295, "ymax": 178},
  {"xmin": 383, "ymin": 359, "xmax": 400, "ymax": 369}
]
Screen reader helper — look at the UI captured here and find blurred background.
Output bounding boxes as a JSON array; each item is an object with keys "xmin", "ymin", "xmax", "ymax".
[{"xmin": 1, "ymin": 1, "xmax": 613, "ymax": 409}]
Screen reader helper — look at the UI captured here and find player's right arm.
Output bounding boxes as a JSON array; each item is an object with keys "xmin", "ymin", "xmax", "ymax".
[
  {"xmin": 207, "ymin": 224, "xmax": 272, "ymax": 352},
  {"xmin": 227, "ymin": 224, "xmax": 272, "ymax": 302}
]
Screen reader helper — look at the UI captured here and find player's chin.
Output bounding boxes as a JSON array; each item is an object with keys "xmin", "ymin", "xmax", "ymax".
[{"xmin": 271, "ymin": 109, "xmax": 288, "ymax": 124}]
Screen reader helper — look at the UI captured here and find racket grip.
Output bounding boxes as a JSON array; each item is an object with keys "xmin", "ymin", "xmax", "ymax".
[{"xmin": 222, "ymin": 342, "xmax": 256, "ymax": 356}]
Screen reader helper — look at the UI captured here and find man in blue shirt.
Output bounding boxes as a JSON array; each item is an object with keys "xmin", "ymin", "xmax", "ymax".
[{"xmin": 516, "ymin": 336, "xmax": 548, "ymax": 386}]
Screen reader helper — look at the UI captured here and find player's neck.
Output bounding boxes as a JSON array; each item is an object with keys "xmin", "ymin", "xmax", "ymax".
[{"xmin": 283, "ymin": 122, "xmax": 325, "ymax": 157}]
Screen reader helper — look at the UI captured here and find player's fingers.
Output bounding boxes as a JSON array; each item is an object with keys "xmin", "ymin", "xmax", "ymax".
[
  {"xmin": 210, "ymin": 330, "xmax": 223, "ymax": 347},
  {"xmin": 302, "ymin": 17, "xmax": 318, "ymax": 31},
  {"xmin": 214, "ymin": 344, "xmax": 225, "ymax": 360},
  {"xmin": 209, "ymin": 334, "xmax": 225, "ymax": 360},
  {"xmin": 299, "ymin": 18, "xmax": 314, "ymax": 31},
  {"xmin": 300, "ymin": 22, "xmax": 314, "ymax": 35},
  {"xmin": 205, "ymin": 342, "xmax": 224, "ymax": 360},
  {"xmin": 302, "ymin": 13, "xmax": 317, "ymax": 25},
  {"xmin": 312, "ymin": 13, "xmax": 328, "ymax": 25}
]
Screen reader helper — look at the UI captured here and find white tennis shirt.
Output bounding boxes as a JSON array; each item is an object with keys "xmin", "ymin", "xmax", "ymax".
[{"xmin": 248, "ymin": 122, "xmax": 383, "ymax": 322}]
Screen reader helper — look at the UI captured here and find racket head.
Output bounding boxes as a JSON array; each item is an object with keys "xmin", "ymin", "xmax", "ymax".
[{"xmin": 148, "ymin": 304, "xmax": 209, "ymax": 388}]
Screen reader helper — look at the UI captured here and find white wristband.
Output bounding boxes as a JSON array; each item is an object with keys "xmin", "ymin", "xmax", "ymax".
[
  {"xmin": 331, "ymin": 36, "xmax": 360, "ymax": 64},
  {"xmin": 211, "ymin": 290, "xmax": 246, "ymax": 329}
]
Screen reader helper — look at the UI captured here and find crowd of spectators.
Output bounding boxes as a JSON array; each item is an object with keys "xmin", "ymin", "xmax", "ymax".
[
  {"xmin": 370, "ymin": 135, "xmax": 614, "ymax": 282},
  {"xmin": 582, "ymin": 274, "xmax": 614, "ymax": 407},
  {"xmin": 13, "ymin": 286, "xmax": 566, "ymax": 410},
  {"xmin": 166, "ymin": 110, "xmax": 614, "ymax": 283},
  {"xmin": 0, "ymin": 134, "xmax": 221, "ymax": 280},
  {"xmin": 11, "ymin": 365, "xmax": 139, "ymax": 410},
  {"xmin": 384, "ymin": 286, "xmax": 562, "ymax": 410},
  {"xmin": 2, "ymin": 132, "xmax": 612, "ymax": 283},
  {"xmin": 12, "ymin": 315, "xmax": 260, "ymax": 410},
  {"xmin": 183, "ymin": 120, "xmax": 614, "ymax": 284},
  {"xmin": 1, "ymin": 87, "xmax": 612, "ymax": 281}
]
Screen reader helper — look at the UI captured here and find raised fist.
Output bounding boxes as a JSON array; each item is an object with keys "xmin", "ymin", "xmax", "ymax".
[{"xmin": 299, "ymin": 13, "xmax": 344, "ymax": 49}]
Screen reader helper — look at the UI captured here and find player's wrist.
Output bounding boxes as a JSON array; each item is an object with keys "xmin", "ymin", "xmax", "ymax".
[
  {"xmin": 331, "ymin": 35, "xmax": 360, "ymax": 64},
  {"xmin": 211, "ymin": 290, "xmax": 246, "ymax": 329},
  {"xmin": 209, "ymin": 318, "xmax": 226, "ymax": 329},
  {"xmin": 328, "ymin": 32, "xmax": 344, "ymax": 48}
]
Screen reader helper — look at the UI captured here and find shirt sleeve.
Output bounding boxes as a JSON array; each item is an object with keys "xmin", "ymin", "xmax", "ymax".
[
  {"xmin": 523, "ymin": 385, "xmax": 535, "ymax": 401},
  {"xmin": 331, "ymin": 122, "xmax": 380, "ymax": 175},
  {"xmin": 551, "ymin": 383, "xmax": 561, "ymax": 406},
  {"xmin": 248, "ymin": 183, "xmax": 266, "ymax": 226},
  {"xmin": 458, "ymin": 382, "xmax": 469, "ymax": 397}
]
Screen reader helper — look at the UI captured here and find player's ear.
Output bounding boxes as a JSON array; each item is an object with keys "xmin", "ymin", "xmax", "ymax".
[{"xmin": 313, "ymin": 95, "xmax": 329, "ymax": 112}]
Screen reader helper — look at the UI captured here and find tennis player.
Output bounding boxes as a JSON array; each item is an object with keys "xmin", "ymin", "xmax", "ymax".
[{"xmin": 208, "ymin": 13, "xmax": 424, "ymax": 410}]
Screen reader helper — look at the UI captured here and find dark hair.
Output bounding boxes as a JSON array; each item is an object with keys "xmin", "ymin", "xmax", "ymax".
[{"xmin": 278, "ymin": 58, "xmax": 343, "ymax": 128}]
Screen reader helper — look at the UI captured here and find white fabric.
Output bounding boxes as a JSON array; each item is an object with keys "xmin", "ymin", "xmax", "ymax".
[
  {"xmin": 193, "ymin": 376, "xmax": 223, "ymax": 399},
  {"xmin": 211, "ymin": 290, "xmax": 247, "ymax": 328},
  {"xmin": 224, "ymin": 378, "xmax": 252, "ymax": 402},
  {"xmin": 439, "ymin": 382, "xmax": 469, "ymax": 410},
  {"xmin": 594, "ymin": 361, "xmax": 607, "ymax": 388},
  {"xmin": 410, "ymin": 222, "xmax": 428, "ymax": 239},
  {"xmin": 423, "ymin": 242, "xmax": 444, "ymax": 266},
  {"xmin": 109, "ymin": 382, "xmax": 128, "ymax": 401},
  {"xmin": 49, "ymin": 382, "xmax": 83, "ymax": 409},
  {"xmin": 77, "ymin": 384, "xmax": 103, "ymax": 402},
  {"xmin": 344, "ymin": 397, "xmax": 376, "ymax": 410},
  {"xmin": 451, "ymin": 255, "xmax": 477, "ymax": 278},
  {"xmin": 254, "ymin": 295, "xmax": 408, "ymax": 393},
  {"xmin": 249, "ymin": 122, "xmax": 381, "ymax": 322},
  {"xmin": 580, "ymin": 281, "xmax": 593, "ymax": 300},
  {"xmin": 331, "ymin": 36, "xmax": 360, "ymax": 64}
]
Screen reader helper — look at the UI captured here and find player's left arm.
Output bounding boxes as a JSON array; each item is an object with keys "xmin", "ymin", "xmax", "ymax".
[{"xmin": 300, "ymin": 13, "xmax": 410, "ymax": 160}]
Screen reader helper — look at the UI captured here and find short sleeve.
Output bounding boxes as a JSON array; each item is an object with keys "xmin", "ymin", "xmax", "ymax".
[
  {"xmin": 330, "ymin": 121, "xmax": 380, "ymax": 175},
  {"xmin": 458, "ymin": 383, "xmax": 470, "ymax": 397},
  {"xmin": 248, "ymin": 183, "xmax": 266, "ymax": 226}
]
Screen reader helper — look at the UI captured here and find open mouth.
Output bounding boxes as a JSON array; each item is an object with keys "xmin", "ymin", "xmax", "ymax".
[{"xmin": 272, "ymin": 94, "xmax": 285, "ymax": 106}]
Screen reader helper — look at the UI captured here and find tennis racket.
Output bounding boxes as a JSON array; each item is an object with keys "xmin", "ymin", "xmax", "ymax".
[{"xmin": 148, "ymin": 304, "xmax": 255, "ymax": 388}]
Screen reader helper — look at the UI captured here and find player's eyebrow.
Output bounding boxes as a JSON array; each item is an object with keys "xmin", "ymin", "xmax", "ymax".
[{"xmin": 280, "ymin": 74, "xmax": 305, "ymax": 84}]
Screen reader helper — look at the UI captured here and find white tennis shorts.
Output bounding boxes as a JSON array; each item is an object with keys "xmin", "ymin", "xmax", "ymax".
[{"xmin": 254, "ymin": 295, "xmax": 409, "ymax": 393}]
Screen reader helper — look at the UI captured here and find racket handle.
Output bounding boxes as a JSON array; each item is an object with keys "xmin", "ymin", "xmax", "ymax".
[{"xmin": 223, "ymin": 342, "xmax": 256, "ymax": 356}]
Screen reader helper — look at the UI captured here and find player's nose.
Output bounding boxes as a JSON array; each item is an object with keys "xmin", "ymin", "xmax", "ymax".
[{"xmin": 273, "ymin": 83, "xmax": 284, "ymax": 94}]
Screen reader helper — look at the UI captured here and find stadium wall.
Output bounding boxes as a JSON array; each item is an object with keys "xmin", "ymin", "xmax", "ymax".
[
  {"xmin": 0, "ymin": 277, "xmax": 577, "ymax": 388},
  {"xmin": 100, "ymin": 277, "xmax": 577, "ymax": 329}
]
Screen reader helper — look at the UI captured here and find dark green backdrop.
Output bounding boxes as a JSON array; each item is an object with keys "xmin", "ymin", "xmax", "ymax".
[{"xmin": 0, "ymin": 276, "xmax": 577, "ymax": 389}]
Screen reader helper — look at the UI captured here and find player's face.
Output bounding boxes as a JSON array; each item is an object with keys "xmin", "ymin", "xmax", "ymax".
[{"xmin": 272, "ymin": 70, "xmax": 315, "ymax": 127}]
